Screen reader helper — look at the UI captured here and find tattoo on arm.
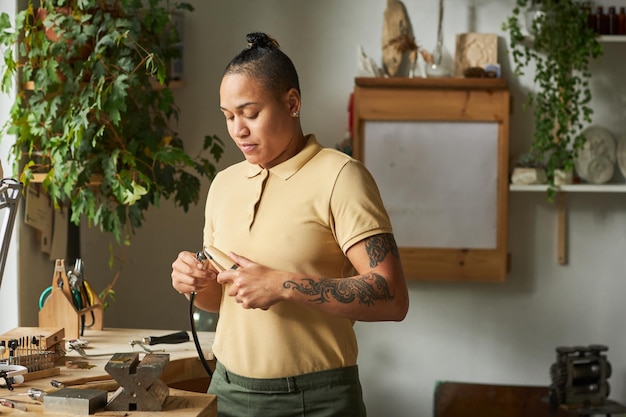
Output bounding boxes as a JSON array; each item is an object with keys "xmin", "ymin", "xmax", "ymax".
[
  {"xmin": 283, "ymin": 274, "xmax": 394, "ymax": 305},
  {"xmin": 365, "ymin": 233, "xmax": 400, "ymax": 268},
  {"xmin": 283, "ymin": 233, "xmax": 399, "ymax": 306}
]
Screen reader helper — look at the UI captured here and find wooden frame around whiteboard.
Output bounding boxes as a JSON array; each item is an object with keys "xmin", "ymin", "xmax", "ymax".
[{"xmin": 352, "ymin": 77, "xmax": 510, "ymax": 282}]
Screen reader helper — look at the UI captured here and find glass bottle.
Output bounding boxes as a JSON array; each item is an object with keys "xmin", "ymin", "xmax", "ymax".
[
  {"xmin": 596, "ymin": 6, "xmax": 608, "ymax": 34},
  {"xmin": 589, "ymin": 5, "xmax": 598, "ymax": 33},
  {"xmin": 582, "ymin": 2, "xmax": 595, "ymax": 32},
  {"xmin": 426, "ymin": 0, "xmax": 452, "ymax": 77},
  {"xmin": 619, "ymin": 7, "xmax": 626, "ymax": 35},
  {"xmin": 608, "ymin": 6, "xmax": 618, "ymax": 35}
]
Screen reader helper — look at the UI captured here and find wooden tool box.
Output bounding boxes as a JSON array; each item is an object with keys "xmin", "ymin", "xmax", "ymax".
[{"xmin": 38, "ymin": 259, "xmax": 104, "ymax": 340}]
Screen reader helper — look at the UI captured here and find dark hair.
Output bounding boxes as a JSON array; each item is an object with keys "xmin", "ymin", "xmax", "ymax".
[{"xmin": 224, "ymin": 32, "xmax": 300, "ymax": 98}]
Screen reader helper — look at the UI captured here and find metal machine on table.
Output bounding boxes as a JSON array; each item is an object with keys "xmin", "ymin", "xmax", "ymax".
[{"xmin": 550, "ymin": 344, "xmax": 626, "ymax": 416}]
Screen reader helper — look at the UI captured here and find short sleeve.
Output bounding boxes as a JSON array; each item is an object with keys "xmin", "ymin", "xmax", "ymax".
[{"xmin": 331, "ymin": 159, "xmax": 393, "ymax": 253}]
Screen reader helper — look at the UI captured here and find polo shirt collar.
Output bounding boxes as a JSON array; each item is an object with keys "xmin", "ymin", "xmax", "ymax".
[{"xmin": 245, "ymin": 134, "xmax": 321, "ymax": 180}]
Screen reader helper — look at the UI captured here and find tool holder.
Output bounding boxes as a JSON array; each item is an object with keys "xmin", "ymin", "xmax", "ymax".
[{"xmin": 38, "ymin": 259, "xmax": 103, "ymax": 340}]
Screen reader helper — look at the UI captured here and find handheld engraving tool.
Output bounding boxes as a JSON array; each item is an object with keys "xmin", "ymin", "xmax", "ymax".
[
  {"xmin": 189, "ymin": 246, "xmax": 238, "ymax": 378},
  {"xmin": 199, "ymin": 246, "xmax": 239, "ymax": 272}
]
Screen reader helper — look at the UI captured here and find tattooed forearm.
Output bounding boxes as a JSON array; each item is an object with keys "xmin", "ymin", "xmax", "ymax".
[
  {"xmin": 283, "ymin": 274, "xmax": 394, "ymax": 305},
  {"xmin": 365, "ymin": 234, "xmax": 400, "ymax": 268}
]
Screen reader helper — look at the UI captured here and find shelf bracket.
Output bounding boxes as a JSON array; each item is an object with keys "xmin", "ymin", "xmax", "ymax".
[{"xmin": 557, "ymin": 193, "xmax": 568, "ymax": 265}]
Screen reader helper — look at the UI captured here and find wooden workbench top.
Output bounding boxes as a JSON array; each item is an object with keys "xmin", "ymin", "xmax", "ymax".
[{"xmin": 0, "ymin": 328, "xmax": 216, "ymax": 416}]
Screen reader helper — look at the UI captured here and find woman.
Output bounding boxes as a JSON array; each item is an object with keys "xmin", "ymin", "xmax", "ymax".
[{"xmin": 171, "ymin": 32, "xmax": 409, "ymax": 417}]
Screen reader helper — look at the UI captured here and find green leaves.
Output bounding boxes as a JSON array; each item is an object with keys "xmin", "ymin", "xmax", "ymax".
[
  {"xmin": 503, "ymin": 0, "xmax": 602, "ymax": 197},
  {"xmin": 0, "ymin": 0, "xmax": 223, "ymax": 244}
]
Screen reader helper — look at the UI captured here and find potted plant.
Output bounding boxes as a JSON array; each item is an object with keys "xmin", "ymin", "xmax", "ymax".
[
  {"xmin": 0, "ymin": 0, "xmax": 224, "ymax": 246},
  {"xmin": 511, "ymin": 149, "xmax": 547, "ymax": 185},
  {"xmin": 502, "ymin": 0, "xmax": 603, "ymax": 194}
]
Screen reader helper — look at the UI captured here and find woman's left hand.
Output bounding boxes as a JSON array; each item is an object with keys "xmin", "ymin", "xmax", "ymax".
[{"xmin": 216, "ymin": 252, "xmax": 286, "ymax": 310}]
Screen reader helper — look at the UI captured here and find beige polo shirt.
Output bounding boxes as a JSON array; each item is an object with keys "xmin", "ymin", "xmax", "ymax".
[{"xmin": 204, "ymin": 135, "xmax": 392, "ymax": 378}]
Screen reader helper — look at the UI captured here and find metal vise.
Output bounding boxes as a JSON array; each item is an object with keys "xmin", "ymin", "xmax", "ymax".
[{"xmin": 105, "ymin": 352, "xmax": 170, "ymax": 411}]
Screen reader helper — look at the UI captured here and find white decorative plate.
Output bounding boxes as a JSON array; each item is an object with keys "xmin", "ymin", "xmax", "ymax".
[{"xmin": 575, "ymin": 126, "xmax": 616, "ymax": 184}]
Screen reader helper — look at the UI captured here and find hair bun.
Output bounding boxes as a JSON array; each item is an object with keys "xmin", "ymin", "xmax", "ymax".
[{"xmin": 246, "ymin": 32, "xmax": 280, "ymax": 49}]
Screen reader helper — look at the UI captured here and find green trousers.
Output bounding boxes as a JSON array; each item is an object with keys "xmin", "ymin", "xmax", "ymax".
[{"xmin": 208, "ymin": 361, "xmax": 367, "ymax": 417}]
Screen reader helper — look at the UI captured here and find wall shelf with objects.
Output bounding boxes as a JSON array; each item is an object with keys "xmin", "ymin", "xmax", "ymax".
[
  {"xmin": 507, "ymin": 25, "xmax": 626, "ymax": 266},
  {"xmin": 352, "ymin": 77, "xmax": 510, "ymax": 282},
  {"xmin": 512, "ymin": 26, "xmax": 626, "ymax": 262}
]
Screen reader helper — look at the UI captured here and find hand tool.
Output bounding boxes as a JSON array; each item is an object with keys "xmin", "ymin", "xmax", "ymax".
[
  {"xmin": 129, "ymin": 330, "xmax": 189, "ymax": 348},
  {"xmin": 0, "ymin": 398, "xmax": 27, "ymax": 411},
  {"xmin": 50, "ymin": 374, "xmax": 115, "ymax": 389},
  {"xmin": 28, "ymin": 387, "xmax": 47, "ymax": 401},
  {"xmin": 200, "ymin": 245, "xmax": 239, "ymax": 272},
  {"xmin": 67, "ymin": 340, "xmax": 118, "ymax": 358},
  {"xmin": 129, "ymin": 330, "xmax": 190, "ymax": 353},
  {"xmin": 189, "ymin": 246, "xmax": 239, "ymax": 378}
]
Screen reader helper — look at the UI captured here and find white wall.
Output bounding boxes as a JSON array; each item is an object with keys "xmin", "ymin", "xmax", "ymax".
[{"xmin": 3, "ymin": 1, "xmax": 626, "ymax": 416}]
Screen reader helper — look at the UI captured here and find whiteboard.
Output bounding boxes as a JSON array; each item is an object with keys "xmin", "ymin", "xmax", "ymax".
[{"xmin": 364, "ymin": 121, "xmax": 499, "ymax": 249}]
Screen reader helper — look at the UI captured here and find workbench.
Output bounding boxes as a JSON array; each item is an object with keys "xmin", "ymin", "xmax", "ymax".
[{"xmin": 0, "ymin": 328, "xmax": 216, "ymax": 416}]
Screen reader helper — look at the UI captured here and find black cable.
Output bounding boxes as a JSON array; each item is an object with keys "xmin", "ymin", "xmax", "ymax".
[{"xmin": 189, "ymin": 292, "xmax": 213, "ymax": 377}]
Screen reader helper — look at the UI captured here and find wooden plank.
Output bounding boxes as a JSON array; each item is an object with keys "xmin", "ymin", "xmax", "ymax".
[
  {"xmin": 354, "ymin": 77, "xmax": 507, "ymax": 90},
  {"xmin": 434, "ymin": 381, "xmax": 569, "ymax": 417},
  {"xmin": 557, "ymin": 193, "xmax": 568, "ymax": 265},
  {"xmin": 354, "ymin": 87, "xmax": 508, "ymax": 125},
  {"xmin": 0, "ymin": 390, "xmax": 216, "ymax": 416},
  {"xmin": 22, "ymin": 367, "xmax": 61, "ymax": 382},
  {"xmin": 399, "ymin": 248, "xmax": 507, "ymax": 282}
]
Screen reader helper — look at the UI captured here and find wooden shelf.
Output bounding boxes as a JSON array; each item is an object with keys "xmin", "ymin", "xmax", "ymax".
[
  {"xmin": 510, "ymin": 182, "xmax": 626, "ymax": 266},
  {"xmin": 599, "ymin": 35, "xmax": 626, "ymax": 43},
  {"xmin": 510, "ymin": 183, "xmax": 626, "ymax": 193},
  {"xmin": 354, "ymin": 76, "xmax": 507, "ymax": 90},
  {"xmin": 522, "ymin": 34, "xmax": 626, "ymax": 47}
]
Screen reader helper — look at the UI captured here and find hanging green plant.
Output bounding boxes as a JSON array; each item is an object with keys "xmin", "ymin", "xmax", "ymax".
[
  {"xmin": 502, "ymin": 0, "xmax": 603, "ymax": 198},
  {"xmin": 0, "ymin": 0, "xmax": 224, "ymax": 244}
]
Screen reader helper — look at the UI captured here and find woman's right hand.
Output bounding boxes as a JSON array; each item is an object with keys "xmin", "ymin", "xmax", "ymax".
[{"xmin": 171, "ymin": 250, "xmax": 219, "ymax": 295}]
